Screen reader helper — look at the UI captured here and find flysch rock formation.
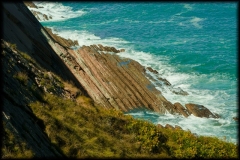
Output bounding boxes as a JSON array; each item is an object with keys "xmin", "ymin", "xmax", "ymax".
[
  {"xmin": 42, "ymin": 27, "xmax": 219, "ymax": 118},
  {"xmin": 23, "ymin": 1, "xmax": 220, "ymax": 119}
]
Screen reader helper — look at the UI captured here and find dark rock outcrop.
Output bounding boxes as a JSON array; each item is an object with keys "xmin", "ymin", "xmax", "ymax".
[
  {"xmin": 147, "ymin": 67, "xmax": 159, "ymax": 74},
  {"xmin": 233, "ymin": 117, "xmax": 238, "ymax": 121},
  {"xmin": 185, "ymin": 103, "xmax": 219, "ymax": 118},
  {"xmin": 157, "ymin": 77, "xmax": 171, "ymax": 86}
]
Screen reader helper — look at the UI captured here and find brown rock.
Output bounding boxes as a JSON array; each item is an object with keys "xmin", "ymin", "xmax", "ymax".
[
  {"xmin": 157, "ymin": 124, "xmax": 164, "ymax": 129},
  {"xmin": 146, "ymin": 67, "xmax": 158, "ymax": 74},
  {"xmin": 185, "ymin": 103, "xmax": 219, "ymax": 118},
  {"xmin": 43, "ymin": 14, "xmax": 49, "ymax": 20},
  {"xmin": 165, "ymin": 124, "xmax": 174, "ymax": 129},
  {"xmin": 23, "ymin": 1, "xmax": 38, "ymax": 8},
  {"xmin": 47, "ymin": 42, "xmax": 179, "ymax": 113},
  {"xmin": 175, "ymin": 125, "xmax": 183, "ymax": 130},
  {"xmin": 171, "ymin": 87, "xmax": 188, "ymax": 96},
  {"xmin": 233, "ymin": 117, "xmax": 238, "ymax": 121},
  {"xmin": 44, "ymin": 27, "xmax": 79, "ymax": 48},
  {"xmin": 119, "ymin": 49, "xmax": 125, "ymax": 52},
  {"xmin": 173, "ymin": 102, "xmax": 190, "ymax": 117},
  {"xmin": 157, "ymin": 77, "xmax": 171, "ymax": 86}
]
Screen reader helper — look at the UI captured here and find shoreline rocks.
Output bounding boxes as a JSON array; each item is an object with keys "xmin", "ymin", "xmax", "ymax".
[
  {"xmin": 44, "ymin": 29, "xmax": 220, "ymax": 119},
  {"xmin": 185, "ymin": 103, "xmax": 220, "ymax": 118},
  {"xmin": 24, "ymin": 2, "xmax": 220, "ymax": 119}
]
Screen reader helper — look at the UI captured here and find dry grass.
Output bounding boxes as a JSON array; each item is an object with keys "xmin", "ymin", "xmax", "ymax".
[
  {"xmin": 63, "ymin": 81, "xmax": 80, "ymax": 96},
  {"xmin": 28, "ymin": 93, "xmax": 238, "ymax": 158},
  {"xmin": 14, "ymin": 72, "xmax": 28, "ymax": 85}
]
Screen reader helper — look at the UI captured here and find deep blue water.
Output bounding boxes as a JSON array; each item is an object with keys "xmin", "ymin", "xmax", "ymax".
[{"xmin": 28, "ymin": 2, "xmax": 238, "ymax": 144}]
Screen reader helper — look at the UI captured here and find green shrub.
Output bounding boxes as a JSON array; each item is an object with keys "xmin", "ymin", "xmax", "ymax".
[
  {"xmin": 14, "ymin": 72, "xmax": 28, "ymax": 85},
  {"xmin": 28, "ymin": 93, "xmax": 238, "ymax": 158},
  {"xmin": 20, "ymin": 51, "xmax": 35, "ymax": 64},
  {"xmin": 9, "ymin": 43, "xmax": 17, "ymax": 50}
]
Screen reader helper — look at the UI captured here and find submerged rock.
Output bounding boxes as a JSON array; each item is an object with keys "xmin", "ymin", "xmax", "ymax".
[
  {"xmin": 233, "ymin": 117, "xmax": 238, "ymax": 121},
  {"xmin": 147, "ymin": 67, "xmax": 159, "ymax": 74},
  {"xmin": 170, "ymin": 87, "xmax": 189, "ymax": 96},
  {"xmin": 157, "ymin": 77, "xmax": 171, "ymax": 86}
]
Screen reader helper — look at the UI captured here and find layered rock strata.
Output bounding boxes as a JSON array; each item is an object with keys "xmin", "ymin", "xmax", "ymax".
[
  {"xmin": 42, "ymin": 28, "xmax": 219, "ymax": 118},
  {"xmin": 24, "ymin": 1, "xmax": 219, "ymax": 119}
]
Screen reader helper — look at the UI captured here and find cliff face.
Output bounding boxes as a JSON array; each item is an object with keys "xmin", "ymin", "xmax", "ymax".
[{"xmin": 2, "ymin": 2, "xmax": 87, "ymax": 157}]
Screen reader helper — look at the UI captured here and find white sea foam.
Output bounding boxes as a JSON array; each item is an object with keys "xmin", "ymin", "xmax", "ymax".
[
  {"xmin": 48, "ymin": 27, "xmax": 130, "ymax": 48},
  {"xmin": 183, "ymin": 3, "xmax": 193, "ymax": 11},
  {"xmin": 126, "ymin": 109, "xmax": 237, "ymax": 143},
  {"xmin": 119, "ymin": 45, "xmax": 237, "ymax": 144},
  {"xmin": 29, "ymin": 1, "xmax": 86, "ymax": 22},
  {"xmin": 190, "ymin": 17, "xmax": 205, "ymax": 28}
]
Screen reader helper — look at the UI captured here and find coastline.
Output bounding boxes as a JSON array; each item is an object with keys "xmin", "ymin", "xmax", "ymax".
[
  {"xmin": 23, "ymin": 2, "xmax": 238, "ymax": 143},
  {"xmin": 1, "ymin": 2, "xmax": 237, "ymax": 158}
]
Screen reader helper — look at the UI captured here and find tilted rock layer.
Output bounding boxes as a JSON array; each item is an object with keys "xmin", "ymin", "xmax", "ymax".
[{"xmin": 43, "ymin": 29, "xmax": 218, "ymax": 118}]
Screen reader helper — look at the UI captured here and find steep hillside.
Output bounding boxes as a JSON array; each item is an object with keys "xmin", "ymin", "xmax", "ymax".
[{"xmin": 1, "ymin": 1, "xmax": 238, "ymax": 158}]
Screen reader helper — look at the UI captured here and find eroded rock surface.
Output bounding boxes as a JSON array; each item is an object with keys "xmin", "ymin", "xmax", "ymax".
[{"xmin": 47, "ymin": 40, "xmax": 176, "ymax": 113}]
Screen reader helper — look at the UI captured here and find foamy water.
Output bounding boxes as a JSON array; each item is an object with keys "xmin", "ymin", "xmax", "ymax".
[{"xmin": 30, "ymin": 1, "xmax": 86, "ymax": 22}]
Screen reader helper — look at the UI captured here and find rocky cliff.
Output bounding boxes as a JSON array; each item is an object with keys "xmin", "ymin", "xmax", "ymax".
[
  {"xmin": 1, "ymin": 1, "xmax": 223, "ymax": 158},
  {"xmin": 2, "ymin": 2, "xmax": 88, "ymax": 157}
]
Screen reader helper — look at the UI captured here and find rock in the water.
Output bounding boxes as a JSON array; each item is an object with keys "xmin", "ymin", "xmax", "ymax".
[
  {"xmin": 171, "ymin": 87, "xmax": 189, "ymax": 96},
  {"xmin": 119, "ymin": 49, "xmax": 125, "ymax": 52},
  {"xmin": 185, "ymin": 103, "xmax": 219, "ymax": 118},
  {"xmin": 157, "ymin": 77, "xmax": 171, "ymax": 86},
  {"xmin": 233, "ymin": 117, "xmax": 238, "ymax": 121},
  {"xmin": 173, "ymin": 102, "xmax": 190, "ymax": 117},
  {"xmin": 147, "ymin": 67, "xmax": 158, "ymax": 74}
]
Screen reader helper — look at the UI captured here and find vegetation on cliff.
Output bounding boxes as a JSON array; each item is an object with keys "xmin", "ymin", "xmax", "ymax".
[
  {"xmin": 1, "ymin": 41, "xmax": 237, "ymax": 158},
  {"xmin": 27, "ymin": 93, "xmax": 238, "ymax": 158}
]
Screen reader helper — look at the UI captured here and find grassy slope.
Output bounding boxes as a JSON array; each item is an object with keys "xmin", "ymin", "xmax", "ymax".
[
  {"xmin": 28, "ymin": 93, "xmax": 238, "ymax": 158},
  {"xmin": 2, "ymin": 41, "xmax": 238, "ymax": 159}
]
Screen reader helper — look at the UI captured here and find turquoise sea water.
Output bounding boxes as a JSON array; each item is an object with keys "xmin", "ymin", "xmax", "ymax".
[{"xmin": 29, "ymin": 2, "xmax": 238, "ymax": 144}]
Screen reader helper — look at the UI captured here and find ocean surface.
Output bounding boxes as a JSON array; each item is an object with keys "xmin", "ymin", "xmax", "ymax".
[{"xmin": 29, "ymin": 2, "xmax": 238, "ymax": 144}]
